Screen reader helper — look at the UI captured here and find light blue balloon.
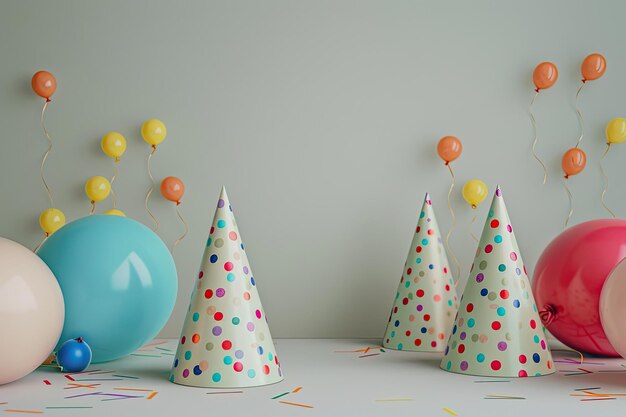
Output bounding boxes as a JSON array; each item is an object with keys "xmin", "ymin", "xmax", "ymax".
[{"xmin": 38, "ymin": 215, "xmax": 177, "ymax": 363}]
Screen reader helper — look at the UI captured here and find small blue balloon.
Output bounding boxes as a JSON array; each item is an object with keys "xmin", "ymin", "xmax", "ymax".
[
  {"xmin": 57, "ymin": 337, "xmax": 92, "ymax": 372},
  {"xmin": 38, "ymin": 215, "xmax": 177, "ymax": 363}
]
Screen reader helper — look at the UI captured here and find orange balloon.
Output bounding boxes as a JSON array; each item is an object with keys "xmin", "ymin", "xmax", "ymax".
[
  {"xmin": 160, "ymin": 176, "xmax": 185, "ymax": 204},
  {"xmin": 31, "ymin": 71, "xmax": 57, "ymax": 101},
  {"xmin": 562, "ymin": 148, "xmax": 587, "ymax": 179},
  {"xmin": 533, "ymin": 62, "xmax": 558, "ymax": 91},
  {"xmin": 581, "ymin": 53, "xmax": 606, "ymax": 82},
  {"xmin": 437, "ymin": 136, "xmax": 462, "ymax": 165}
]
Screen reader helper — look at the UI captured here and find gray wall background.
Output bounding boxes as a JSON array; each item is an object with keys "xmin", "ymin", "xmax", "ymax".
[{"xmin": 0, "ymin": 0, "xmax": 624, "ymax": 338}]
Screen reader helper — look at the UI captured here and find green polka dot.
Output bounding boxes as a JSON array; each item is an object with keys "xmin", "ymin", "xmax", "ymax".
[
  {"xmin": 446, "ymin": 361, "xmax": 451, "ymax": 370},
  {"xmin": 184, "ymin": 351, "xmax": 192, "ymax": 360},
  {"xmin": 217, "ymin": 220, "xmax": 226, "ymax": 228},
  {"xmin": 477, "ymin": 353, "xmax": 485, "ymax": 363},
  {"xmin": 420, "ymin": 211, "xmax": 425, "ymax": 218},
  {"xmin": 405, "ymin": 281, "xmax": 410, "ymax": 288},
  {"xmin": 247, "ymin": 369, "xmax": 256, "ymax": 378},
  {"xmin": 232, "ymin": 317, "xmax": 240, "ymax": 325},
  {"xmin": 206, "ymin": 238, "xmax": 212, "ymax": 246},
  {"xmin": 397, "ymin": 343, "xmax": 403, "ymax": 350},
  {"xmin": 390, "ymin": 330, "xmax": 396, "ymax": 337},
  {"xmin": 226, "ymin": 273, "xmax": 235, "ymax": 282},
  {"xmin": 497, "ymin": 307, "xmax": 506, "ymax": 316},
  {"xmin": 192, "ymin": 312, "xmax": 200, "ymax": 322},
  {"xmin": 467, "ymin": 318, "xmax": 475, "ymax": 327},
  {"xmin": 448, "ymin": 300, "xmax": 453, "ymax": 306},
  {"xmin": 479, "ymin": 260, "xmax": 488, "ymax": 270},
  {"xmin": 205, "ymin": 342, "xmax": 214, "ymax": 351},
  {"xmin": 488, "ymin": 210, "xmax": 494, "ymax": 218},
  {"xmin": 416, "ymin": 257, "xmax": 422, "ymax": 264},
  {"xmin": 212, "ymin": 373, "xmax": 221, "ymax": 382},
  {"xmin": 419, "ymin": 271, "xmax": 425, "ymax": 277},
  {"xmin": 488, "ymin": 292, "xmax": 497, "ymax": 301},
  {"xmin": 471, "ymin": 334, "xmax": 479, "ymax": 342},
  {"xmin": 498, "ymin": 264, "xmax": 506, "ymax": 272},
  {"xmin": 533, "ymin": 335, "xmax": 540, "ymax": 343}
]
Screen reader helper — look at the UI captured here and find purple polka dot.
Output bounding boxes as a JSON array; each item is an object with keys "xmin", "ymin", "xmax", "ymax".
[
  {"xmin": 475, "ymin": 273, "xmax": 484, "ymax": 283},
  {"xmin": 212, "ymin": 326, "xmax": 222, "ymax": 336},
  {"xmin": 247, "ymin": 322, "xmax": 255, "ymax": 331},
  {"xmin": 182, "ymin": 369, "xmax": 190, "ymax": 378},
  {"xmin": 540, "ymin": 340, "xmax": 547, "ymax": 350},
  {"xmin": 496, "ymin": 188, "xmax": 502, "ymax": 197},
  {"xmin": 216, "ymin": 288, "xmax": 225, "ymax": 297},
  {"xmin": 416, "ymin": 305, "xmax": 423, "ymax": 312},
  {"xmin": 243, "ymin": 266, "xmax": 249, "ymax": 274},
  {"xmin": 218, "ymin": 199, "xmax": 225, "ymax": 208},
  {"xmin": 460, "ymin": 332, "xmax": 467, "ymax": 341},
  {"xmin": 507, "ymin": 224, "xmax": 512, "ymax": 233},
  {"xmin": 460, "ymin": 361, "xmax": 468, "ymax": 371},
  {"xmin": 497, "ymin": 341, "xmax": 508, "ymax": 351}
]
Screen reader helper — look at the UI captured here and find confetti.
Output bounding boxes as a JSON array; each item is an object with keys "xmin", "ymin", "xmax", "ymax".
[
  {"xmin": 4, "ymin": 411, "xmax": 43, "ymax": 414},
  {"xmin": 292, "ymin": 387, "xmax": 303, "ymax": 393},
  {"xmin": 474, "ymin": 380, "xmax": 510, "ymax": 383},
  {"xmin": 484, "ymin": 395, "xmax": 526, "ymax": 400},
  {"xmin": 581, "ymin": 398, "xmax": 616, "ymax": 402},
  {"xmin": 64, "ymin": 375, "xmax": 75, "ymax": 381},
  {"xmin": 358, "ymin": 353, "xmax": 380, "ymax": 358},
  {"xmin": 65, "ymin": 383, "xmax": 100, "ymax": 389},
  {"xmin": 206, "ymin": 391, "xmax": 243, "ymax": 395},
  {"xmin": 45, "ymin": 407, "xmax": 94, "ymax": 409},
  {"xmin": 112, "ymin": 375, "xmax": 139, "ymax": 379},
  {"xmin": 147, "ymin": 392, "xmax": 158, "ymax": 400},
  {"xmin": 129, "ymin": 354, "xmax": 161, "ymax": 358},
  {"xmin": 442, "ymin": 407, "xmax": 458, "ymax": 416},
  {"xmin": 113, "ymin": 388, "xmax": 154, "ymax": 392},
  {"xmin": 43, "ymin": 380, "xmax": 51, "ymax": 385},
  {"xmin": 271, "ymin": 392, "xmax": 291, "ymax": 400},
  {"xmin": 65, "ymin": 392, "xmax": 103, "ymax": 399},
  {"xmin": 574, "ymin": 387, "xmax": 601, "ymax": 391},
  {"xmin": 279, "ymin": 401, "xmax": 314, "ymax": 409},
  {"xmin": 375, "ymin": 398, "xmax": 414, "ymax": 402}
]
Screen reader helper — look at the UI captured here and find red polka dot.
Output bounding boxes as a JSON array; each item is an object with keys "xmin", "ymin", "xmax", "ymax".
[
  {"xmin": 490, "ymin": 360, "xmax": 502, "ymax": 371},
  {"xmin": 224, "ymin": 262, "xmax": 234, "ymax": 271},
  {"xmin": 424, "ymin": 314, "xmax": 431, "ymax": 321},
  {"xmin": 490, "ymin": 219, "xmax": 499, "ymax": 228},
  {"xmin": 402, "ymin": 298, "xmax": 409, "ymax": 305},
  {"xmin": 547, "ymin": 361, "xmax": 552, "ymax": 369},
  {"xmin": 222, "ymin": 340, "xmax": 232, "ymax": 350},
  {"xmin": 530, "ymin": 320, "xmax": 537, "ymax": 329},
  {"xmin": 263, "ymin": 365, "xmax": 270, "ymax": 375},
  {"xmin": 500, "ymin": 290, "xmax": 509, "ymax": 299},
  {"xmin": 405, "ymin": 330, "xmax": 411, "ymax": 336},
  {"xmin": 519, "ymin": 354, "xmax": 527, "ymax": 364},
  {"xmin": 445, "ymin": 284, "xmax": 451, "ymax": 291},
  {"xmin": 416, "ymin": 246, "xmax": 422, "ymax": 253},
  {"xmin": 229, "ymin": 231, "xmax": 238, "ymax": 241},
  {"xmin": 518, "ymin": 370, "xmax": 528, "ymax": 377},
  {"xmin": 210, "ymin": 227, "xmax": 215, "ymax": 234},
  {"xmin": 192, "ymin": 333, "xmax": 200, "ymax": 343},
  {"xmin": 407, "ymin": 268, "xmax": 412, "ymax": 275},
  {"xmin": 416, "ymin": 226, "xmax": 421, "ymax": 233},
  {"xmin": 431, "ymin": 341, "xmax": 437, "ymax": 348},
  {"xmin": 393, "ymin": 306, "xmax": 398, "ymax": 313},
  {"xmin": 255, "ymin": 309, "xmax": 262, "ymax": 319},
  {"xmin": 198, "ymin": 271, "xmax": 204, "ymax": 279},
  {"xmin": 466, "ymin": 303, "xmax": 474, "ymax": 313},
  {"xmin": 233, "ymin": 362, "xmax": 243, "ymax": 372},
  {"xmin": 181, "ymin": 336, "xmax": 186, "ymax": 344},
  {"xmin": 428, "ymin": 229, "xmax": 434, "ymax": 235},
  {"xmin": 458, "ymin": 344, "xmax": 465, "ymax": 353},
  {"xmin": 243, "ymin": 292, "xmax": 251, "ymax": 301},
  {"xmin": 443, "ymin": 267, "xmax": 448, "ymax": 274},
  {"xmin": 214, "ymin": 312, "xmax": 224, "ymax": 321},
  {"xmin": 433, "ymin": 294, "xmax": 442, "ymax": 302},
  {"xmin": 485, "ymin": 244, "xmax": 493, "ymax": 254},
  {"xmin": 491, "ymin": 321, "xmax": 501, "ymax": 331},
  {"xmin": 416, "ymin": 289, "xmax": 425, "ymax": 297},
  {"xmin": 204, "ymin": 289, "xmax": 213, "ymax": 299},
  {"xmin": 414, "ymin": 339, "xmax": 422, "ymax": 346}
]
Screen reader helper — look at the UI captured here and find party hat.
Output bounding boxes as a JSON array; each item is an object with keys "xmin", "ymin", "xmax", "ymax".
[
  {"xmin": 440, "ymin": 186, "xmax": 554, "ymax": 377},
  {"xmin": 170, "ymin": 187, "xmax": 283, "ymax": 388},
  {"xmin": 383, "ymin": 193, "xmax": 458, "ymax": 352}
]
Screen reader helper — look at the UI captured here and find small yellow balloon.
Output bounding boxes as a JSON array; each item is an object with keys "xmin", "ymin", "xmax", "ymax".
[
  {"xmin": 85, "ymin": 176, "xmax": 111, "ymax": 202},
  {"xmin": 104, "ymin": 209, "xmax": 126, "ymax": 216},
  {"xmin": 606, "ymin": 118, "xmax": 626, "ymax": 144},
  {"xmin": 462, "ymin": 180, "xmax": 489, "ymax": 209},
  {"xmin": 39, "ymin": 208, "xmax": 65, "ymax": 235},
  {"xmin": 141, "ymin": 119, "xmax": 167, "ymax": 146},
  {"xmin": 101, "ymin": 132, "xmax": 127, "ymax": 160}
]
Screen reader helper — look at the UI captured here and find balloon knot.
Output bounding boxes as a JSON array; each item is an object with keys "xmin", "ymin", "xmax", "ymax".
[
  {"xmin": 76, "ymin": 337, "xmax": 83, "ymax": 343},
  {"xmin": 564, "ymin": 174, "xmax": 569, "ymax": 179},
  {"xmin": 444, "ymin": 161, "xmax": 450, "ymax": 166},
  {"xmin": 152, "ymin": 144, "xmax": 157, "ymax": 150},
  {"xmin": 534, "ymin": 88, "xmax": 539, "ymax": 93},
  {"xmin": 45, "ymin": 232, "xmax": 49, "ymax": 238},
  {"xmin": 115, "ymin": 157, "xmax": 120, "ymax": 163},
  {"xmin": 176, "ymin": 201, "xmax": 181, "ymax": 206},
  {"xmin": 471, "ymin": 204, "xmax": 477, "ymax": 209},
  {"xmin": 582, "ymin": 79, "xmax": 587, "ymax": 84},
  {"xmin": 539, "ymin": 304, "xmax": 557, "ymax": 327},
  {"xmin": 45, "ymin": 98, "xmax": 51, "ymax": 103}
]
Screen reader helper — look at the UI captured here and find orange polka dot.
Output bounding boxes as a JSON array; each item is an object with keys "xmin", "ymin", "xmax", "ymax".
[{"xmin": 192, "ymin": 333, "xmax": 200, "ymax": 343}]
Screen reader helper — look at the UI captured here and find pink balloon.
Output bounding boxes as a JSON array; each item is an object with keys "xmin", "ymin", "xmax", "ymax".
[
  {"xmin": 532, "ymin": 219, "xmax": 626, "ymax": 357},
  {"xmin": 600, "ymin": 258, "xmax": 626, "ymax": 358}
]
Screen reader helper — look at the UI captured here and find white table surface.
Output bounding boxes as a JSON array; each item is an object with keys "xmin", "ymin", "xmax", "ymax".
[{"xmin": 2, "ymin": 339, "xmax": 625, "ymax": 416}]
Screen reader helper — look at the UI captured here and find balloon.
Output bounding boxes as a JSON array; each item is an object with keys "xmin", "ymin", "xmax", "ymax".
[
  {"xmin": 561, "ymin": 148, "xmax": 586, "ymax": 178},
  {"xmin": 437, "ymin": 136, "xmax": 462, "ymax": 165},
  {"xmin": 39, "ymin": 208, "xmax": 66, "ymax": 235},
  {"xmin": 160, "ymin": 176, "xmax": 185, "ymax": 204},
  {"xmin": 56, "ymin": 337, "xmax": 92, "ymax": 372},
  {"xmin": 37, "ymin": 215, "xmax": 177, "ymax": 362},
  {"xmin": 532, "ymin": 62, "xmax": 558, "ymax": 91},
  {"xmin": 581, "ymin": 53, "xmax": 606, "ymax": 82},
  {"xmin": 85, "ymin": 176, "xmax": 111, "ymax": 202},
  {"xmin": 31, "ymin": 71, "xmax": 57, "ymax": 101},
  {"xmin": 462, "ymin": 180, "xmax": 488, "ymax": 209},
  {"xmin": 104, "ymin": 209, "xmax": 126, "ymax": 217},
  {"xmin": 0, "ymin": 237, "xmax": 64, "ymax": 384},
  {"xmin": 101, "ymin": 132, "xmax": 127, "ymax": 161},
  {"xmin": 606, "ymin": 118, "xmax": 626, "ymax": 144},
  {"xmin": 600, "ymin": 258, "xmax": 626, "ymax": 358},
  {"xmin": 141, "ymin": 119, "xmax": 167, "ymax": 146},
  {"xmin": 532, "ymin": 219, "xmax": 626, "ymax": 356}
]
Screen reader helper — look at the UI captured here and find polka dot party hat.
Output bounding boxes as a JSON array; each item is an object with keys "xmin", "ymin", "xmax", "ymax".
[
  {"xmin": 170, "ymin": 187, "xmax": 283, "ymax": 388},
  {"xmin": 440, "ymin": 186, "xmax": 554, "ymax": 377},
  {"xmin": 383, "ymin": 193, "xmax": 458, "ymax": 352}
]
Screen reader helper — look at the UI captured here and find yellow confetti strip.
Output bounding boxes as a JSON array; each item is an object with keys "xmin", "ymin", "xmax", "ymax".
[
  {"xmin": 147, "ymin": 392, "xmax": 158, "ymax": 400},
  {"xmin": 442, "ymin": 407, "xmax": 458, "ymax": 416}
]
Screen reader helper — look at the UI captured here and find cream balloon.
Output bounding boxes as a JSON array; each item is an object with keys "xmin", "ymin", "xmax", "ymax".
[
  {"xmin": 0, "ymin": 238, "xmax": 64, "ymax": 384},
  {"xmin": 600, "ymin": 258, "xmax": 626, "ymax": 359}
]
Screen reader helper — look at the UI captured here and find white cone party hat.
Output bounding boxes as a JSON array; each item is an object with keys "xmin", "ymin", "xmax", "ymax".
[
  {"xmin": 383, "ymin": 193, "xmax": 458, "ymax": 352},
  {"xmin": 170, "ymin": 187, "xmax": 283, "ymax": 388},
  {"xmin": 441, "ymin": 186, "xmax": 554, "ymax": 377}
]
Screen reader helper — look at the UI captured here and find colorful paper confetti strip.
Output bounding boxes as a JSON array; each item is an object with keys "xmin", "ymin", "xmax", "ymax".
[
  {"xmin": 358, "ymin": 353, "xmax": 380, "ymax": 358},
  {"xmin": 279, "ymin": 401, "xmax": 314, "ymax": 409},
  {"xmin": 112, "ymin": 375, "xmax": 139, "ymax": 379},
  {"xmin": 484, "ymin": 395, "xmax": 526, "ymax": 400},
  {"xmin": 46, "ymin": 407, "xmax": 94, "ymax": 409},
  {"xmin": 64, "ymin": 375, "xmax": 75, "ymax": 381},
  {"xmin": 147, "ymin": 392, "xmax": 158, "ymax": 400},
  {"xmin": 65, "ymin": 383, "xmax": 100, "ymax": 389},
  {"xmin": 442, "ymin": 407, "xmax": 458, "ymax": 416},
  {"xmin": 206, "ymin": 391, "xmax": 243, "ymax": 395},
  {"xmin": 43, "ymin": 380, "xmax": 51, "ymax": 385},
  {"xmin": 271, "ymin": 392, "xmax": 291, "ymax": 400},
  {"xmin": 65, "ymin": 392, "xmax": 103, "ymax": 399},
  {"xmin": 113, "ymin": 388, "xmax": 154, "ymax": 392},
  {"xmin": 375, "ymin": 398, "xmax": 414, "ymax": 402},
  {"xmin": 292, "ymin": 386, "xmax": 303, "ymax": 393},
  {"xmin": 580, "ymin": 398, "xmax": 616, "ymax": 402},
  {"xmin": 4, "ymin": 410, "xmax": 43, "ymax": 414}
]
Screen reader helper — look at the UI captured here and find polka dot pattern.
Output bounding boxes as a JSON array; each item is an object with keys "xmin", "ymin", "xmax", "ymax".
[
  {"xmin": 170, "ymin": 187, "xmax": 283, "ymax": 387},
  {"xmin": 383, "ymin": 193, "xmax": 459, "ymax": 352},
  {"xmin": 440, "ymin": 187, "xmax": 554, "ymax": 377}
]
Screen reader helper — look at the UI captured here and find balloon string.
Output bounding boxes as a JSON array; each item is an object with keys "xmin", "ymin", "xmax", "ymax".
[
  {"xmin": 563, "ymin": 179, "xmax": 574, "ymax": 229},
  {"xmin": 110, "ymin": 161, "xmax": 119, "ymax": 209},
  {"xmin": 172, "ymin": 204, "xmax": 189, "ymax": 253},
  {"xmin": 33, "ymin": 234, "xmax": 48, "ymax": 253},
  {"xmin": 469, "ymin": 213, "xmax": 478, "ymax": 243},
  {"xmin": 574, "ymin": 82, "xmax": 586, "ymax": 148},
  {"xmin": 89, "ymin": 201, "xmax": 96, "ymax": 215},
  {"xmin": 40, "ymin": 101, "xmax": 54, "ymax": 207},
  {"xmin": 600, "ymin": 143, "xmax": 616, "ymax": 218},
  {"xmin": 445, "ymin": 164, "xmax": 460, "ymax": 285},
  {"xmin": 529, "ymin": 91, "xmax": 547, "ymax": 184},
  {"xmin": 145, "ymin": 146, "xmax": 159, "ymax": 231}
]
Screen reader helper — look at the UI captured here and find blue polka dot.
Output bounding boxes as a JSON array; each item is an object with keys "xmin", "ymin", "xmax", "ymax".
[
  {"xmin": 513, "ymin": 299, "xmax": 520, "ymax": 308},
  {"xmin": 533, "ymin": 353, "xmax": 540, "ymax": 363},
  {"xmin": 226, "ymin": 273, "xmax": 235, "ymax": 282},
  {"xmin": 217, "ymin": 220, "xmax": 226, "ymax": 228},
  {"xmin": 429, "ymin": 264, "xmax": 434, "ymax": 270},
  {"xmin": 257, "ymin": 346, "xmax": 264, "ymax": 355},
  {"xmin": 394, "ymin": 320, "xmax": 400, "ymax": 327},
  {"xmin": 212, "ymin": 373, "xmax": 221, "ymax": 382},
  {"xmin": 480, "ymin": 288, "xmax": 488, "ymax": 296},
  {"xmin": 467, "ymin": 318, "xmax": 475, "ymax": 328},
  {"xmin": 477, "ymin": 353, "xmax": 485, "ymax": 363},
  {"xmin": 173, "ymin": 359, "xmax": 178, "ymax": 368},
  {"xmin": 210, "ymin": 254, "xmax": 218, "ymax": 263},
  {"xmin": 421, "ymin": 327, "xmax": 427, "ymax": 334},
  {"xmin": 193, "ymin": 365, "xmax": 202, "ymax": 375},
  {"xmin": 250, "ymin": 277, "xmax": 256, "ymax": 286},
  {"xmin": 494, "ymin": 235, "xmax": 503, "ymax": 243},
  {"xmin": 452, "ymin": 325, "xmax": 457, "ymax": 334},
  {"xmin": 497, "ymin": 307, "xmax": 506, "ymax": 316}
]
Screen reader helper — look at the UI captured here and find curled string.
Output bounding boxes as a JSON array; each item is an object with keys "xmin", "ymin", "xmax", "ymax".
[
  {"xmin": 574, "ymin": 82, "xmax": 586, "ymax": 148},
  {"xmin": 563, "ymin": 179, "xmax": 574, "ymax": 229},
  {"xmin": 600, "ymin": 143, "xmax": 616, "ymax": 218},
  {"xmin": 145, "ymin": 146, "xmax": 159, "ymax": 231},
  {"xmin": 539, "ymin": 304, "xmax": 558, "ymax": 327},
  {"xmin": 529, "ymin": 91, "xmax": 547, "ymax": 184},
  {"xmin": 40, "ymin": 101, "xmax": 54, "ymax": 207},
  {"xmin": 469, "ymin": 213, "xmax": 478, "ymax": 242},
  {"xmin": 550, "ymin": 348, "xmax": 584, "ymax": 365},
  {"xmin": 445, "ymin": 164, "xmax": 461, "ymax": 285},
  {"xmin": 171, "ymin": 204, "xmax": 189, "ymax": 253},
  {"xmin": 110, "ymin": 160, "xmax": 119, "ymax": 209}
]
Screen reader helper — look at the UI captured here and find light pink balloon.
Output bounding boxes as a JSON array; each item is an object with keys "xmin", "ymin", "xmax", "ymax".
[{"xmin": 600, "ymin": 258, "xmax": 626, "ymax": 358}]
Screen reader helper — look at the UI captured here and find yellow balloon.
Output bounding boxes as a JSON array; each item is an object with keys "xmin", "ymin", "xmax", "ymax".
[
  {"xmin": 104, "ymin": 209, "xmax": 126, "ymax": 217},
  {"xmin": 39, "ymin": 208, "xmax": 65, "ymax": 235},
  {"xmin": 462, "ymin": 180, "xmax": 489, "ymax": 209},
  {"xmin": 85, "ymin": 176, "xmax": 111, "ymax": 202},
  {"xmin": 606, "ymin": 118, "xmax": 626, "ymax": 144},
  {"xmin": 141, "ymin": 119, "xmax": 167, "ymax": 146},
  {"xmin": 101, "ymin": 132, "xmax": 127, "ymax": 160}
]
